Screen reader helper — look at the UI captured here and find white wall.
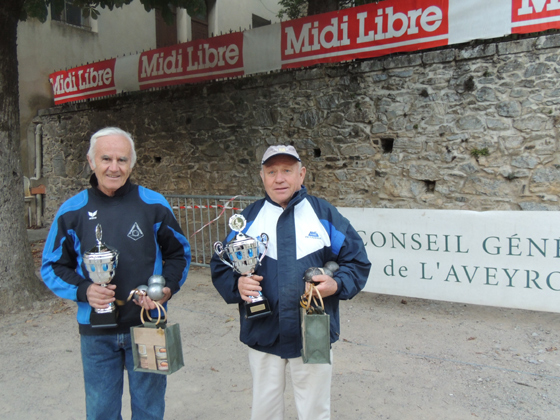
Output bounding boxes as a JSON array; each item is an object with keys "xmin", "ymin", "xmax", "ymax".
[
  {"xmin": 17, "ymin": 1, "xmax": 156, "ymax": 177},
  {"xmin": 17, "ymin": 0, "xmax": 281, "ymax": 180}
]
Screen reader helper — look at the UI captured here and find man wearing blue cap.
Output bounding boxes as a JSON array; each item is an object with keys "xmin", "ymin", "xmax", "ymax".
[{"xmin": 211, "ymin": 145, "xmax": 371, "ymax": 420}]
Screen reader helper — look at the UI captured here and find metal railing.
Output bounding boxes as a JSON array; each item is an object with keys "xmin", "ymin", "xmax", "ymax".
[{"xmin": 164, "ymin": 194, "xmax": 261, "ymax": 267}]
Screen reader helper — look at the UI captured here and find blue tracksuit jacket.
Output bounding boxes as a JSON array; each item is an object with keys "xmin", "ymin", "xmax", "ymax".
[
  {"xmin": 41, "ymin": 176, "xmax": 191, "ymax": 335},
  {"xmin": 211, "ymin": 186, "xmax": 371, "ymax": 358}
]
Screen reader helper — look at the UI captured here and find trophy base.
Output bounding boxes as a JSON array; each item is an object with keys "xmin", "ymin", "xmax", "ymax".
[
  {"xmin": 90, "ymin": 308, "xmax": 119, "ymax": 328},
  {"xmin": 244, "ymin": 297, "xmax": 272, "ymax": 320}
]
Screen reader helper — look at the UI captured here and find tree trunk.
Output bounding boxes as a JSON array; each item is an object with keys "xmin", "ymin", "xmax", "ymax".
[
  {"xmin": 308, "ymin": 0, "xmax": 339, "ymax": 16},
  {"xmin": 0, "ymin": 0, "xmax": 47, "ymax": 313}
]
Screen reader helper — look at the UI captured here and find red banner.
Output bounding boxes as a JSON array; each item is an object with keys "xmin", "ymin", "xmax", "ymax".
[
  {"xmin": 512, "ymin": 0, "xmax": 560, "ymax": 33},
  {"xmin": 49, "ymin": 0, "xmax": 560, "ymax": 105},
  {"xmin": 138, "ymin": 32, "xmax": 244, "ymax": 90},
  {"xmin": 281, "ymin": 0, "xmax": 449, "ymax": 69},
  {"xmin": 50, "ymin": 59, "xmax": 116, "ymax": 105}
]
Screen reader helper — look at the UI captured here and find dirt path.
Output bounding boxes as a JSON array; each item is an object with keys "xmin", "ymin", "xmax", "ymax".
[{"xmin": 2, "ymin": 237, "xmax": 559, "ymax": 419}]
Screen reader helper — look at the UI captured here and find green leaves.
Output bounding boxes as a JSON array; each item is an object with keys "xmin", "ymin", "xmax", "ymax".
[
  {"xmin": 21, "ymin": 0, "xmax": 52, "ymax": 22},
  {"xmin": 277, "ymin": 0, "xmax": 306, "ymax": 20},
  {"xmin": 21, "ymin": 0, "xmax": 206, "ymax": 23},
  {"xmin": 277, "ymin": 0, "xmax": 386, "ymax": 21},
  {"xmin": 81, "ymin": 5, "xmax": 100, "ymax": 20}
]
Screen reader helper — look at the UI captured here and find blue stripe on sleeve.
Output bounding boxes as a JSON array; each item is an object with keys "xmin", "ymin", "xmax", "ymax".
[
  {"xmin": 320, "ymin": 219, "xmax": 345, "ymax": 256},
  {"xmin": 77, "ymin": 302, "xmax": 92, "ymax": 324},
  {"xmin": 41, "ymin": 236, "xmax": 79, "ymax": 301},
  {"xmin": 41, "ymin": 192, "xmax": 89, "ymax": 302},
  {"xmin": 152, "ymin": 222, "xmax": 164, "ymax": 274}
]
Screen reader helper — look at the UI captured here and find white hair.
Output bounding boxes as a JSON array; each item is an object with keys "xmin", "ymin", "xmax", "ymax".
[{"xmin": 87, "ymin": 127, "xmax": 137, "ymax": 169}]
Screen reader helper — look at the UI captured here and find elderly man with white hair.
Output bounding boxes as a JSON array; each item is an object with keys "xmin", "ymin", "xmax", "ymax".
[{"xmin": 42, "ymin": 127, "xmax": 191, "ymax": 419}]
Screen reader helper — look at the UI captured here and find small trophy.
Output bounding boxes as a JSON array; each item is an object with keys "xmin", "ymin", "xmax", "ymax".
[
  {"xmin": 214, "ymin": 214, "xmax": 271, "ymax": 320},
  {"xmin": 83, "ymin": 224, "xmax": 119, "ymax": 328}
]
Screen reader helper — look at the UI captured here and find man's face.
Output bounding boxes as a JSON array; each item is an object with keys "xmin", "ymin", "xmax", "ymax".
[
  {"xmin": 260, "ymin": 155, "xmax": 306, "ymax": 208},
  {"xmin": 87, "ymin": 134, "xmax": 133, "ymax": 196}
]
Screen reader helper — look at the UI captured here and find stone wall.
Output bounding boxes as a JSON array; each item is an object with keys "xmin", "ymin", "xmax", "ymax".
[{"xmin": 36, "ymin": 33, "xmax": 560, "ymax": 224}]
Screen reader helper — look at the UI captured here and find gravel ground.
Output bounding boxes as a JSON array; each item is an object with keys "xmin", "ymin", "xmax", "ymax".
[{"xmin": 2, "ymin": 235, "xmax": 559, "ymax": 419}]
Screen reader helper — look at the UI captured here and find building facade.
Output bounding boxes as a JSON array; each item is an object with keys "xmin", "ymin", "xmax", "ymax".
[{"xmin": 18, "ymin": 0, "xmax": 280, "ymax": 226}]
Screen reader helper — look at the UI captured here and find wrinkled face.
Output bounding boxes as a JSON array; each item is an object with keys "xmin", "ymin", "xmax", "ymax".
[
  {"xmin": 87, "ymin": 134, "xmax": 133, "ymax": 196},
  {"xmin": 260, "ymin": 155, "xmax": 306, "ymax": 208}
]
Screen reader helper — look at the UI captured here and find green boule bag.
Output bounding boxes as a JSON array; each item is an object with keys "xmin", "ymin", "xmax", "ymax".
[
  {"xmin": 300, "ymin": 284, "xmax": 331, "ymax": 364},
  {"xmin": 130, "ymin": 304, "xmax": 184, "ymax": 375}
]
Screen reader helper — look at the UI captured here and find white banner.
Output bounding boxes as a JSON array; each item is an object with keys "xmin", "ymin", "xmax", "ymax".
[
  {"xmin": 51, "ymin": 0, "xmax": 560, "ymax": 104},
  {"xmin": 339, "ymin": 208, "xmax": 560, "ymax": 313}
]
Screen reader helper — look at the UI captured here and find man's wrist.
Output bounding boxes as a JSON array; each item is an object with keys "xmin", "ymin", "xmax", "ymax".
[{"xmin": 78, "ymin": 282, "xmax": 92, "ymax": 302}]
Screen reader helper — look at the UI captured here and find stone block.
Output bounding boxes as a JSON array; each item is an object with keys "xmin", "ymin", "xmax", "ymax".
[
  {"xmin": 422, "ymin": 49, "xmax": 456, "ymax": 64},
  {"xmin": 497, "ymin": 39, "xmax": 536, "ymax": 55},
  {"xmin": 383, "ymin": 53, "xmax": 422, "ymax": 69},
  {"xmin": 496, "ymin": 101, "xmax": 522, "ymax": 117},
  {"xmin": 536, "ymin": 34, "xmax": 560, "ymax": 50},
  {"xmin": 352, "ymin": 59, "xmax": 384, "ymax": 73},
  {"xmin": 456, "ymin": 44, "xmax": 496, "ymax": 61},
  {"xmin": 408, "ymin": 163, "xmax": 442, "ymax": 181},
  {"xmin": 513, "ymin": 115, "xmax": 549, "ymax": 132}
]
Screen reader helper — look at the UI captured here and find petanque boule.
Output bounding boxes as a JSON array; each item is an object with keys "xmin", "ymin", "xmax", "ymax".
[
  {"xmin": 303, "ymin": 267, "xmax": 323, "ymax": 283},
  {"xmin": 147, "ymin": 283, "xmax": 165, "ymax": 300},
  {"xmin": 303, "ymin": 261, "xmax": 340, "ymax": 284},
  {"xmin": 148, "ymin": 275, "xmax": 166, "ymax": 286},
  {"xmin": 133, "ymin": 284, "xmax": 149, "ymax": 301},
  {"xmin": 323, "ymin": 261, "xmax": 339, "ymax": 274}
]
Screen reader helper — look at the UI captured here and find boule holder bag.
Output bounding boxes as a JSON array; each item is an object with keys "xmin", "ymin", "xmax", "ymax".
[
  {"xmin": 300, "ymin": 284, "xmax": 331, "ymax": 364},
  {"xmin": 130, "ymin": 304, "xmax": 184, "ymax": 375}
]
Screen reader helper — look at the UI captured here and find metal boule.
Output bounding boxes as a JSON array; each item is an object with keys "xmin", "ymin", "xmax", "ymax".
[
  {"xmin": 148, "ymin": 275, "xmax": 166, "ymax": 286},
  {"xmin": 324, "ymin": 261, "xmax": 339, "ymax": 274},
  {"xmin": 147, "ymin": 284, "xmax": 165, "ymax": 300},
  {"xmin": 303, "ymin": 267, "xmax": 322, "ymax": 283},
  {"xmin": 134, "ymin": 284, "xmax": 148, "ymax": 300}
]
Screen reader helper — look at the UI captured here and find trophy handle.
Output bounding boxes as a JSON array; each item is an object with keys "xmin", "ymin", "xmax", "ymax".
[
  {"xmin": 214, "ymin": 241, "xmax": 234, "ymax": 270},
  {"xmin": 258, "ymin": 233, "xmax": 269, "ymax": 265}
]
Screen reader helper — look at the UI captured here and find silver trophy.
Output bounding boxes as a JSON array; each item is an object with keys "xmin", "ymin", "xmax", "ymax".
[
  {"xmin": 83, "ymin": 224, "xmax": 119, "ymax": 328},
  {"xmin": 214, "ymin": 214, "xmax": 271, "ymax": 319}
]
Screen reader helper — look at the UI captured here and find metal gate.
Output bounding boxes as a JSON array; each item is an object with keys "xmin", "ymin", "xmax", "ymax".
[{"xmin": 164, "ymin": 194, "xmax": 260, "ymax": 267}]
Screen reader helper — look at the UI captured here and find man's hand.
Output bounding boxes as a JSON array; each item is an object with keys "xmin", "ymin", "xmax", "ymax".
[
  {"xmin": 134, "ymin": 287, "xmax": 172, "ymax": 310},
  {"xmin": 238, "ymin": 274, "xmax": 263, "ymax": 302},
  {"xmin": 308, "ymin": 274, "xmax": 338, "ymax": 298},
  {"xmin": 87, "ymin": 283, "xmax": 116, "ymax": 309}
]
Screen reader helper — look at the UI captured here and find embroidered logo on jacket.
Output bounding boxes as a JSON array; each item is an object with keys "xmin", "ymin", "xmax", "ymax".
[
  {"xmin": 88, "ymin": 210, "xmax": 98, "ymax": 220},
  {"xmin": 306, "ymin": 231, "xmax": 320, "ymax": 239},
  {"xmin": 127, "ymin": 222, "xmax": 144, "ymax": 241}
]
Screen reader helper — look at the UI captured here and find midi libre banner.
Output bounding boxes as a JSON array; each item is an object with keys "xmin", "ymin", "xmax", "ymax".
[{"xmin": 50, "ymin": 0, "xmax": 560, "ymax": 104}]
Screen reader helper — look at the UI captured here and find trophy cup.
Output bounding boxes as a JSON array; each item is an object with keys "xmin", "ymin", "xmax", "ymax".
[
  {"xmin": 214, "ymin": 214, "xmax": 272, "ymax": 320},
  {"xmin": 83, "ymin": 224, "xmax": 119, "ymax": 328}
]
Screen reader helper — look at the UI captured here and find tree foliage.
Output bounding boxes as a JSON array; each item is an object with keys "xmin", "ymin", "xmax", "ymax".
[
  {"xmin": 278, "ymin": 0, "xmax": 380, "ymax": 20},
  {"xmin": 0, "ymin": 0, "xmax": 206, "ymax": 314},
  {"xmin": 21, "ymin": 0, "xmax": 207, "ymax": 25}
]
